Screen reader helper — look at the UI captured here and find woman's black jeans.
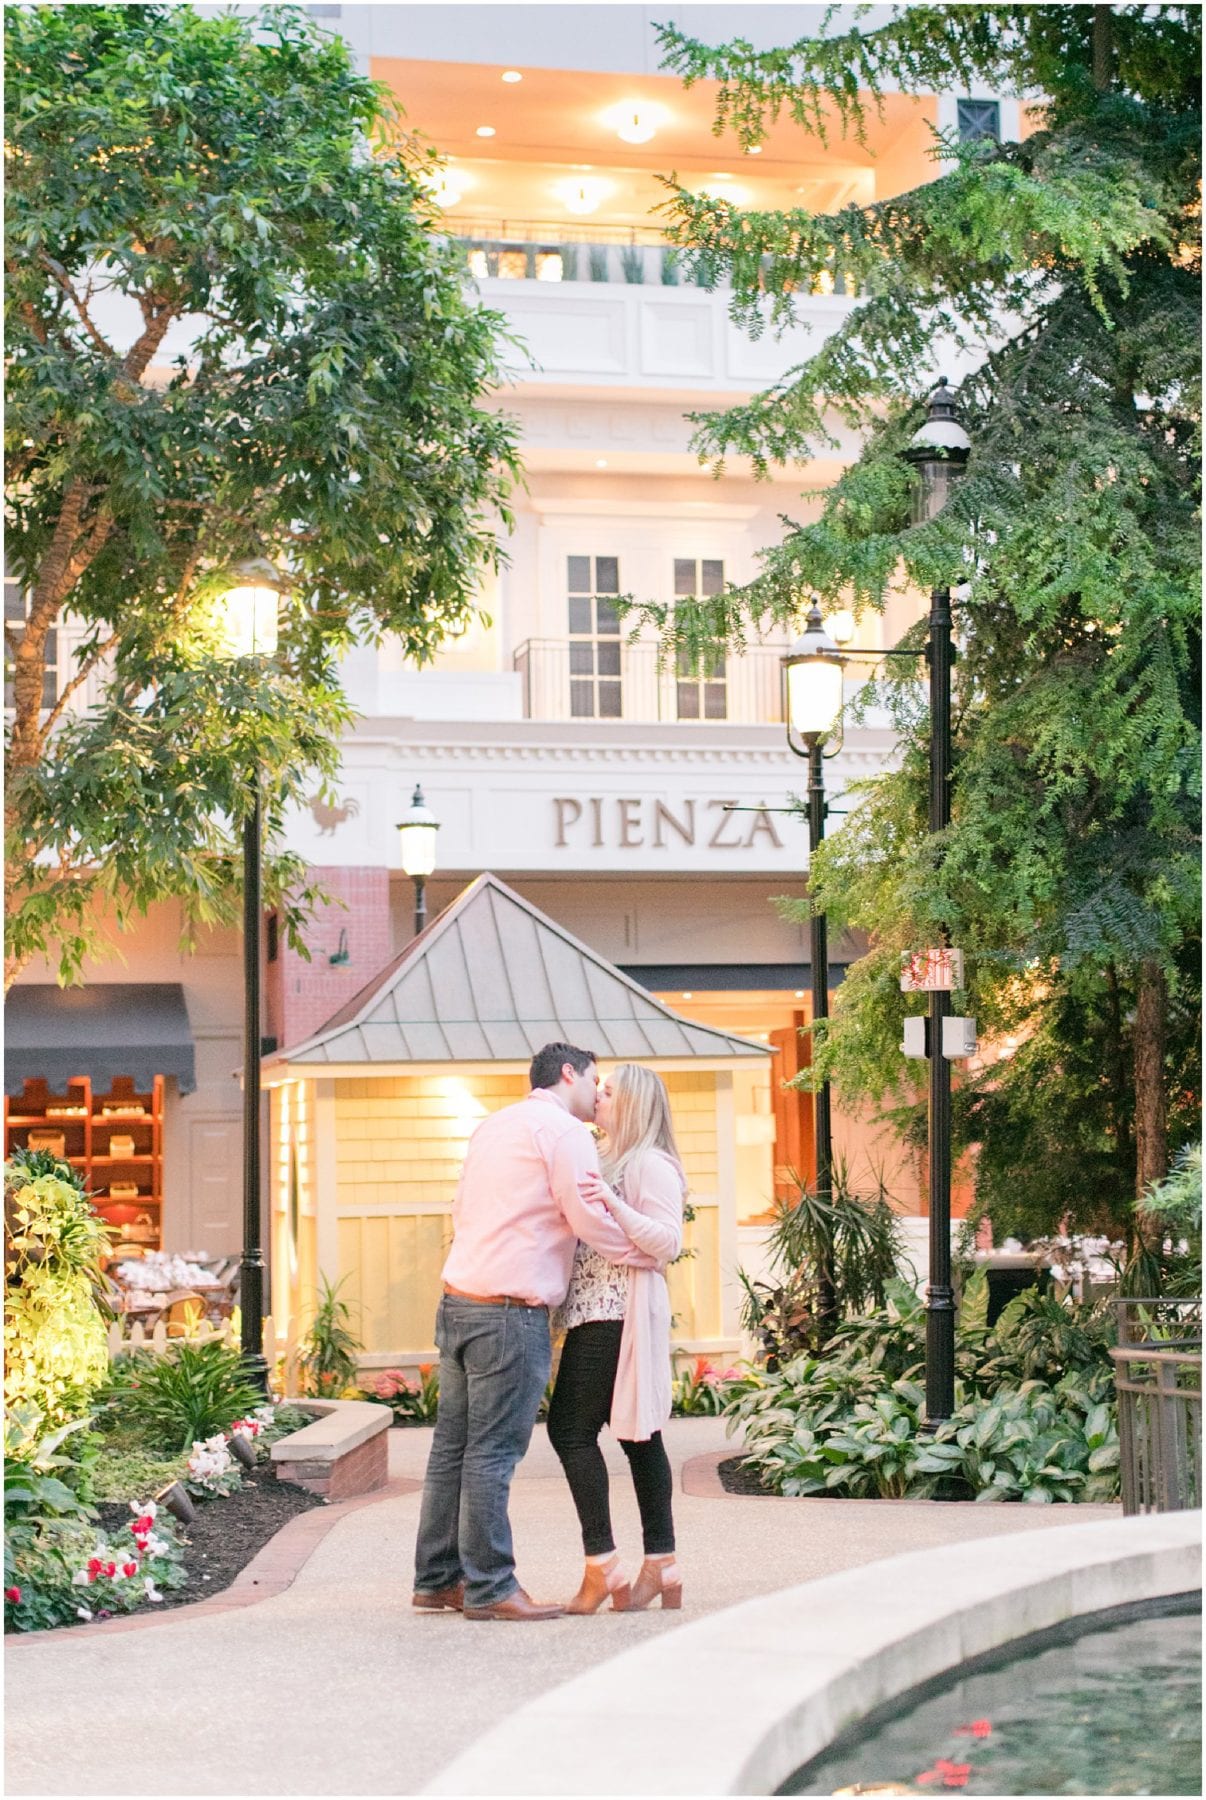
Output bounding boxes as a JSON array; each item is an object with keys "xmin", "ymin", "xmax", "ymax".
[{"xmin": 547, "ymin": 1319, "xmax": 675, "ymax": 1557}]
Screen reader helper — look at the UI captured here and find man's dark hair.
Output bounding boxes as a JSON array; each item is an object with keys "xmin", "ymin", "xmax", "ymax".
[{"xmin": 529, "ymin": 1042, "xmax": 596, "ymax": 1089}]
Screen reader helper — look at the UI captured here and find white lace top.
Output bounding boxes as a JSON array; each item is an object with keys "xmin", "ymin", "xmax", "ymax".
[{"xmin": 558, "ymin": 1239, "xmax": 628, "ymax": 1330}]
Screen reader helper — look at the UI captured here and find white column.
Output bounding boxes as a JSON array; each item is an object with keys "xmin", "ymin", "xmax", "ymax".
[
  {"xmin": 714, "ymin": 1070, "xmax": 742, "ymax": 1341},
  {"xmin": 314, "ymin": 1077, "xmax": 339, "ymax": 1285}
]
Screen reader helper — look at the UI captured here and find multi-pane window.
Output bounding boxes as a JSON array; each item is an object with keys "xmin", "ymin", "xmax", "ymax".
[
  {"xmin": 673, "ymin": 558, "xmax": 727, "ymax": 720},
  {"xmin": 567, "ymin": 554, "xmax": 622, "ymax": 718},
  {"xmin": 4, "ymin": 570, "xmax": 57, "ymax": 711},
  {"xmin": 957, "ymin": 98, "xmax": 1001, "ymax": 143}
]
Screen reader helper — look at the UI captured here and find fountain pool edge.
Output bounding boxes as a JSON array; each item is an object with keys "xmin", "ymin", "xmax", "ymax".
[{"xmin": 422, "ymin": 1511, "xmax": 1202, "ymax": 1797}]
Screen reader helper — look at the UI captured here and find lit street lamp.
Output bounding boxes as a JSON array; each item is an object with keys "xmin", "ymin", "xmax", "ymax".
[
  {"xmin": 213, "ymin": 560, "xmax": 284, "ymax": 1397},
  {"xmin": 397, "ymin": 783, "xmax": 440, "ymax": 937},
  {"xmin": 782, "ymin": 603, "xmax": 847, "ymax": 1214}
]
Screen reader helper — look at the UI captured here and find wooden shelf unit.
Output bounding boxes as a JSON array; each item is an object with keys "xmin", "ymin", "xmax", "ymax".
[{"xmin": 4, "ymin": 1074, "xmax": 165, "ymax": 1260}]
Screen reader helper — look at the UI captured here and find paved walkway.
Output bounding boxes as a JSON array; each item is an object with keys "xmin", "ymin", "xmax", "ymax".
[{"xmin": 6, "ymin": 1421, "xmax": 1120, "ymax": 1796}]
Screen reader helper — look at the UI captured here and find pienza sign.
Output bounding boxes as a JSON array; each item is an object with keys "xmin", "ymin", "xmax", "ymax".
[{"xmin": 553, "ymin": 796, "xmax": 785, "ymax": 851}]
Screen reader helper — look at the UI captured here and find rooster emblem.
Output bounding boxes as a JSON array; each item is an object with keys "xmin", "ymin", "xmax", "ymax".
[{"xmin": 309, "ymin": 794, "xmax": 360, "ymax": 837}]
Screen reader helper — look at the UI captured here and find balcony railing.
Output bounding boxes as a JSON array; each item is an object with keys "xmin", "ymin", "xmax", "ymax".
[
  {"xmin": 513, "ymin": 638, "xmax": 786, "ymax": 725},
  {"xmin": 452, "ymin": 228, "xmax": 858, "ymax": 295}
]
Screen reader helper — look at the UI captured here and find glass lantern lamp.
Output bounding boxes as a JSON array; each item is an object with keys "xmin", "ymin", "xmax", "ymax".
[
  {"xmin": 397, "ymin": 783, "xmax": 440, "ymax": 936},
  {"xmin": 905, "ymin": 377, "xmax": 970, "ymax": 524},
  {"xmin": 782, "ymin": 600, "xmax": 847, "ymax": 755},
  {"xmin": 212, "ymin": 559, "xmax": 283, "ymax": 660}
]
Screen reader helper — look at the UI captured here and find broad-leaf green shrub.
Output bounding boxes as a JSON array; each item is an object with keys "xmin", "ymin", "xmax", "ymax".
[
  {"xmin": 727, "ymin": 1285, "xmax": 1122, "ymax": 1503},
  {"xmin": 101, "ymin": 1342, "xmax": 262, "ymax": 1453},
  {"xmin": 4, "ymin": 1154, "xmax": 112, "ymax": 1425}
]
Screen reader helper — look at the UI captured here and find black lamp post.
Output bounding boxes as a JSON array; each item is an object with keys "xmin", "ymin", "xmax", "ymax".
[
  {"xmin": 781, "ymin": 380, "xmax": 971, "ymax": 1420},
  {"xmin": 905, "ymin": 377, "xmax": 970, "ymax": 1424},
  {"xmin": 397, "ymin": 784, "xmax": 440, "ymax": 937},
  {"xmin": 782, "ymin": 604, "xmax": 847, "ymax": 1212},
  {"xmin": 214, "ymin": 562, "xmax": 283, "ymax": 1398}
]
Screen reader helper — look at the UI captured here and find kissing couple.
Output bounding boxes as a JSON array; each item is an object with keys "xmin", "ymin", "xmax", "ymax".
[{"xmin": 412, "ymin": 1041, "xmax": 686, "ymax": 1620}]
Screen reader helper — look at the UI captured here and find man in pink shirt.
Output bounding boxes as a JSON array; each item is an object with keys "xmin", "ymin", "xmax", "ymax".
[{"xmin": 412, "ymin": 1042, "xmax": 650, "ymax": 1621}]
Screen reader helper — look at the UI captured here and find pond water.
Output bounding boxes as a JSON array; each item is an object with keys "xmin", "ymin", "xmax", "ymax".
[{"xmin": 780, "ymin": 1597, "xmax": 1201, "ymax": 1798}]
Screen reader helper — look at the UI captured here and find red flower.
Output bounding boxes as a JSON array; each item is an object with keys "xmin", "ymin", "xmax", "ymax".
[
  {"xmin": 916, "ymin": 1761, "xmax": 971, "ymax": 1790},
  {"xmin": 104, "ymin": 1562, "xmax": 117, "ymax": 1578},
  {"xmin": 87, "ymin": 1557, "xmax": 105, "ymax": 1580},
  {"xmin": 954, "ymin": 1720, "xmax": 992, "ymax": 1739},
  {"xmin": 122, "ymin": 1562, "xmax": 138, "ymax": 1578},
  {"xmin": 4, "ymin": 1586, "xmax": 20, "ymax": 1604},
  {"xmin": 131, "ymin": 1514, "xmax": 154, "ymax": 1535}
]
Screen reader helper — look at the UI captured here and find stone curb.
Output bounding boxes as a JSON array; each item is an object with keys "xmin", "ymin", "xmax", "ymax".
[
  {"xmin": 423, "ymin": 1510, "xmax": 1202, "ymax": 1796},
  {"xmin": 7, "ymin": 1476, "xmax": 421, "ymax": 1646}
]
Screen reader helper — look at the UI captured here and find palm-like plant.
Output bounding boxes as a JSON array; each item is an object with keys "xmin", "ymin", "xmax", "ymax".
[
  {"xmin": 750, "ymin": 1157, "xmax": 910, "ymax": 1360},
  {"xmin": 298, "ymin": 1276, "xmax": 362, "ymax": 1396}
]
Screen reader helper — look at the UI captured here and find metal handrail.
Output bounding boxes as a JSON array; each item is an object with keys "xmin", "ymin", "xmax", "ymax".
[{"xmin": 1110, "ymin": 1299, "xmax": 1202, "ymax": 1515}]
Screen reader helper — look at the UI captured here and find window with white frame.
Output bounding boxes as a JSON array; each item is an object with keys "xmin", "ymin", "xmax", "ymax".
[
  {"xmin": 567, "ymin": 554, "xmax": 622, "ymax": 718},
  {"xmin": 673, "ymin": 557, "xmax": 727, "ymax": 720},
  {"xmin": 957, "ymin": 98, "xmax": 1001, "ymax": 143}
]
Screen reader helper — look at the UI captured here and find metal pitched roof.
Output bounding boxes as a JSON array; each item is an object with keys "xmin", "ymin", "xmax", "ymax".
[{"xmin": 267, "ymin": 873, "xmax": 770, "ymax": 1069}]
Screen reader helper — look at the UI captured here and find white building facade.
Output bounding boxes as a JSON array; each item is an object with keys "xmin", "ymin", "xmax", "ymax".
[{"xmin": 10, "ymin": 5, "xmax": 1013, "ymax": 1301}]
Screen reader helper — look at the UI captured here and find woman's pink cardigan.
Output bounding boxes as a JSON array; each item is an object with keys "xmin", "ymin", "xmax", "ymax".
[{"xmin": 605, "ymin": 1149, "xmax": 686, "ymax": 1442}]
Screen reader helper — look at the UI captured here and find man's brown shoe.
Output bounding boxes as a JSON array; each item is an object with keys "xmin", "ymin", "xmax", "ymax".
[
  {"xmin": 412, "ymin": 1582, "xmax": 465, "ymax": 1612},
  {"xmin": 463, "ymin": 1586, "xmax": 563, "ymax": 1621}
]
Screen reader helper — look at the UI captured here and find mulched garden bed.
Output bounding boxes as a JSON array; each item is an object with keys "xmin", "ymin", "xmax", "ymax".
[
  {"xmin": 95, "ymin": 1465, "xmax": 327, "ymax": 1611},
  {"xmin": 717, "ymin": 1454, "xmax": 783, "ymax": 1497}
]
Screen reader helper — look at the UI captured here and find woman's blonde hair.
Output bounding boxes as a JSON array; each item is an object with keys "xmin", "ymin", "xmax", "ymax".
[{"xmin": 600, "ymin": 1063, "xmax": 685, "ymax": 1196}]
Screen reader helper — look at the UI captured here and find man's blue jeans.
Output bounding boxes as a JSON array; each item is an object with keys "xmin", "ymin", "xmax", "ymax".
[{"xmin": 413, "ymin": 1295, "xmax": 552, "ymax": 1609}]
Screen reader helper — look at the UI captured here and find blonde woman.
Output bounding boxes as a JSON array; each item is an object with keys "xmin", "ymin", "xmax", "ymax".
[{"xmin": 548, "ymin": 1063, "xmax": 686, "ymax": 1614}]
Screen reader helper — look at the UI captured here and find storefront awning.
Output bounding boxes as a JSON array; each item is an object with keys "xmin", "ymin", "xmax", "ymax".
[
  {"xmin": 266, "ymin": 872, "xmax": 771, "ymax": 1069},
  {"xmin": 5, "ymin": 984, "xmax": 197, "ymax": 1097}
]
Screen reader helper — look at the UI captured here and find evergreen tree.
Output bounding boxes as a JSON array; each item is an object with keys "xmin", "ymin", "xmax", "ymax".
[
  {"xmin": 646, "ymin": 5, "xmax": 1200, "ymax": 1232},
  {"xmin": 5, "ymin": 5, "xmax": 520, "ymax": 987}
]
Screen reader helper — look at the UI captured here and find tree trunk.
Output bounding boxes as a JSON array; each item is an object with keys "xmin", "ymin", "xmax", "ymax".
[
  {"xmin": 1103, "ymin": 962, "xmax": 1136, "ymax": 1187},
  {"xmin": 1133, "ymin": 959, "xmax": 1168, "ymax": 1199},
  {"xmin": 1092, "ymin": 5, "xmax": 1114, "ymax": 91}
]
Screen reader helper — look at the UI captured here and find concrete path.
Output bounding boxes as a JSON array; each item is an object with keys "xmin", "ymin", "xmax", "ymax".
[{"xmin": 5, "ymin": 1421, "xmax": 1121, "ymax": 1796}]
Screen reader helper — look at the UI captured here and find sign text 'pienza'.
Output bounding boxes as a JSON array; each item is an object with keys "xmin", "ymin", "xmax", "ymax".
[{"xmin": 553, "ymin": 796, "xmax": 785, "ymax": 851}]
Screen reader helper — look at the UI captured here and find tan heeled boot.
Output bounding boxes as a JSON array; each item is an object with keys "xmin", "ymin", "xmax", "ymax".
[
  {"xmin": 629, "ymin": 1555, "xmax": 682, "ymax": 1611},
  {"xmin": 564, "ymin": 1554, "xmax": 632, "ymax": 1614}
]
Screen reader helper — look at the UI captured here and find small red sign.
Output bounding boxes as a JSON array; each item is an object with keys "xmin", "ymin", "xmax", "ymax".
[{"xmin": 900, "ymin": 948, "xmax": 965, "ymax": 992}]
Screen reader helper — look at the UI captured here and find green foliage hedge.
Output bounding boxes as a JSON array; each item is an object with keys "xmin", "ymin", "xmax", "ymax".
[
  {"xmin": 726, "ymin": 1278, "xmax": 1122, "ymax": 1503},
  {"xmin": 4, "ymin": 1155, "xmax": 112, "ymax": 1426}
]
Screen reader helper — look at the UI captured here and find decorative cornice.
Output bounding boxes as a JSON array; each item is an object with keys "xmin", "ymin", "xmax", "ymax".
[{"xmin": 339, "ymin": 737, "xmax": 896, "ymax": 773}]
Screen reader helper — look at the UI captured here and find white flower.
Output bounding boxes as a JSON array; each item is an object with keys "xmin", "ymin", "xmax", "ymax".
[
  {"xmin": 77, "ymin": 1606, "xmax": 93, "ymax": 1621},
  {"xmin": 144, "ymin": 1579, "xmax": 163, "ymax": 1603},
  {"xmin": 128, "ymin": 1498, "xmax": 158, "ymax": 1521},
  {"xmin": 145, "ymin": 1534, "xmax": 170, "ymax": 1558},
  {"xmin": 72, "ymin": 1570, "xmax": 90, "ymax": 1586}
]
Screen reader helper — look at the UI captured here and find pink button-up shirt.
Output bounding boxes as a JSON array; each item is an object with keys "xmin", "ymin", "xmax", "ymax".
[{"xmin": 441, "ymin": 1089, "xmax": 653, "ymax": 1306}]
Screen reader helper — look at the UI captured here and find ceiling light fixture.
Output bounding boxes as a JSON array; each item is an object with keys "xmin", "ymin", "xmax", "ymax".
[
  {"xmin": 419, "ymin": 166, "xmax": 472, "ymax": 208},
  {"xmin": 475, "ymin": 124, "xmax": 496, "ymax": 138},
  {"xmin": 556, "ymin": 175, "xmax": 610, "ymax": 216},
  {"xmin": 602, "ymin": 100, "xmax": 666, "ymax": 145},
  {"xmin": 501, "ymin": 69, "xmax": 522, "ymax": 83},
  {"xmin": 746, "ymin": 144, "xmax": 763, "ymax": 155}
]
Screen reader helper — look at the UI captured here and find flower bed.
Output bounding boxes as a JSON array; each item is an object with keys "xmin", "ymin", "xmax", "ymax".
[{"xmin": 5, "ymin": 1399, "xmax": 321, "ymax": 1633}]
